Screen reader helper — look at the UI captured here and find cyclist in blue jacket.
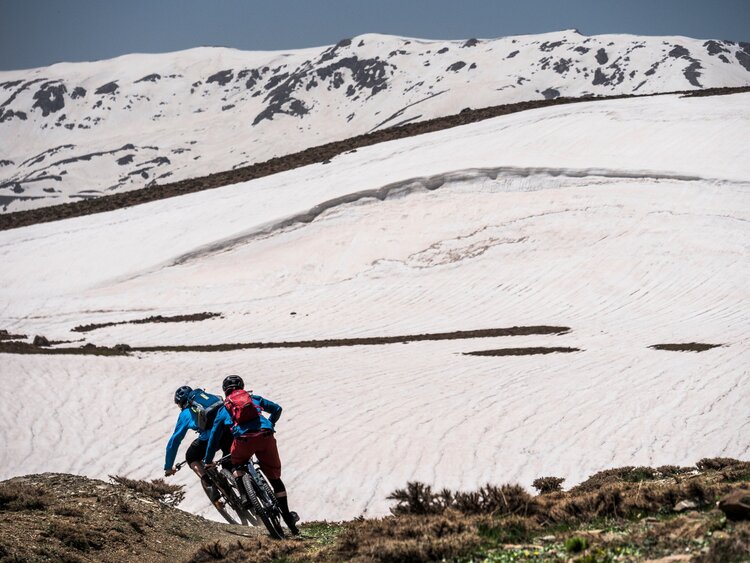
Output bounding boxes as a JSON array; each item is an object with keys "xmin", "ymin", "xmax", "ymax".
[
  {"xmin": 164, "ymin": 385, "xmax": 231, "ymax": 501},
  {"xmin": 203, "ymin": 375, "xmax": 299, "ymax": 534}
]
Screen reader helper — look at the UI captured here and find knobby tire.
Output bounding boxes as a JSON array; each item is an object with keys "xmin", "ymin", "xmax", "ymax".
[
  {"xmin": 242, "ymin": 473, "xmax": 285, "ymax": 539},
  {"xmin": 205, "ymin": 469, "xmax": 253, "ymax": 525}
]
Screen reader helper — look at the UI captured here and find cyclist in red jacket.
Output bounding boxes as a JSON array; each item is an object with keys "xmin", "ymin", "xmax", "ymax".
[{"xmin": 204, "ymin": 375, "xmax": 299, "ymax": 535}]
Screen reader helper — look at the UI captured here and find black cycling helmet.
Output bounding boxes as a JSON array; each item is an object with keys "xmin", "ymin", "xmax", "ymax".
[
  {"xmin": 174, "ymin": 385, "xmax": 193, "ymax": 407},
  {"xmin": 222, "ymin": 375, "xmax": 244, "ymax": 395}
]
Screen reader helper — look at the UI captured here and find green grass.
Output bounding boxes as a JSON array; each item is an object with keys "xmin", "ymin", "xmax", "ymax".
[{"xmin": 300, "ymin": 521, "xmax": 345, "ymax": 545}]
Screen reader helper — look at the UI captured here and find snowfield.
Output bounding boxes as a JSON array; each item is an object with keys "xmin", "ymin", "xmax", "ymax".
[{"xmin": 1, "ymin": 91, "xmax": 749, "ymax": 521}]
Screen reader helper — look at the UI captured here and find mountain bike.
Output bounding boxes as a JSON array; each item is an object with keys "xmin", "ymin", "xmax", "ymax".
[
  {"xmin": 237, "ymin": 456, "xmax": 288, "ymax": 539},
  {"xmin": 175, "ymin": 456, "xmax": 256, "ymax": 526}
]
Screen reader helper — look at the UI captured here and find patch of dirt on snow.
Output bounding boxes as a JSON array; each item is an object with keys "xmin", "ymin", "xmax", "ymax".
[
  {"xmin": 72, "ymin": 312, "xmax": 222, "ymax": 333},
  {"xmin": 650, "ymin": 343, "xmax": 722, "ymax": 352},
  {"xmin": 463, "ymin": 346, "xmax": 581, "ymax": 356},
  {"xmin": 135, "ymin": 325, "xmax": 571, "ymax": 352}
]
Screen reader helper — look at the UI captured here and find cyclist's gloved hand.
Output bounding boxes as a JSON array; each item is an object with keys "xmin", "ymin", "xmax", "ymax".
[{"xmin": 164, "ymin": 468, "xmax": 177, "ymax": 477}]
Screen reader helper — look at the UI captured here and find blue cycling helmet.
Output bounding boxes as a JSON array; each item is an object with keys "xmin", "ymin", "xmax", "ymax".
[{"xmin": 174, "ymin": 385, "xmax": 193, "ymax": 407}]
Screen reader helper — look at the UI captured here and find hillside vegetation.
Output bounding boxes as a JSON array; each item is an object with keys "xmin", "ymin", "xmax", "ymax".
[{"xmin": 2, "ymin": 458, "xmax": 748, "ymax": 562}]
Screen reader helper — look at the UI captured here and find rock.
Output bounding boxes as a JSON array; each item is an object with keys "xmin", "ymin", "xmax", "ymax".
[
  {"xmin": 113, "ymin": 343, "xmax": 132, "ymax": 352},
  {"xmin": 674, "ymin": 499, "xmax": 698, "ymax": 512},
  {"xmin": 32, "ymin": 335, "xmax": 50, "ymax": 347},
  {"xmin": 540, "ymin": 535, "xmax": 556, "ymax": 542},
  {"xmin": 718, "ymin": 490, "xmax": 750, "ymax": 521}
]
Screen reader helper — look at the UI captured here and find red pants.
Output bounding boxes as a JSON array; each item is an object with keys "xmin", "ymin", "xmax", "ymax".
[{"xmin": 230, "ymin": 431, "xmax": 282, "ymax": 479}]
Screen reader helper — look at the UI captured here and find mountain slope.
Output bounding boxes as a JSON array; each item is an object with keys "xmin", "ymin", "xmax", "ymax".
[
  {"xmin": 0, "ymin": 92, "xmax": 748, "ymax": 521},
  {"xmin": 1, "ymin": 30, "xmax": 749, "ymax": 212}
]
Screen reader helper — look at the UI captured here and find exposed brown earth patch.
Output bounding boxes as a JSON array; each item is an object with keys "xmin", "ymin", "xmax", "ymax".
[
  {"xmin": 650, "ymin": 343, "xmax": 722, "ymax": 352},
  {"xmin": 0, "ymin": 326, "xmax": 569, "ymax": 356},
  {"xmin": 135, "ymin": 325, "xmax": 570, "ymax": 353},
  {"xmin": 0, "ymin": 329, "xmax": 26, "ymax": 341},
  {"xmin": 464, "ymin": 346, "xmax": 580, "ymax": 357},
  {"xmin": 1, "ymin": 86, "xmax": 748, "ymax": 232},
  {"xmin": 0, "ymin": 341, "xmax": 130, "ymax": 356},
  {"xmin": 72, "ymin": 312, "xmax": 222, "ymax": 333}
]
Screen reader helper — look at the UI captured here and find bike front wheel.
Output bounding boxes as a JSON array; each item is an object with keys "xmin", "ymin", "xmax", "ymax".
[
  {"xmin": 205, "ymin": 470, "xmax": 252, "ymax": 525},
  {"xmin": 241, "ymin": 473, "xmax": 285, "ymax": 539}
]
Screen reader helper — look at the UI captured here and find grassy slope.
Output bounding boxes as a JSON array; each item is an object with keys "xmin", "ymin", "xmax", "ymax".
[
  {"xmin": 190, "ymin": 458, "xmax": 750, "ymax": 563},
  {"xmin": 2, "ymin": 458, "xmax": 748, "ymax": 562}
]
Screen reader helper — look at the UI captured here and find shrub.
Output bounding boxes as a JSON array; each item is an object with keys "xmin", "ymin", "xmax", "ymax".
[
  {"xmin": 696, "ymin": 458, "xmax": 744, "ymax": 471},
  {"xmin": 187, "ymin": 539, "xmax": 298, "ymax": 563},
  {"xmin": 387, "ymin": 482, "xmax": 452, "ymax": 515},
  {"xmin": 533, "ymin": 476, "xmax": 565, "ymax": 494},
  {"xmin": 693, "ymin": 521, "xmax": 750, "ymax": 563},
  {"xmin": 47, "ymin": 522, "xmax": 104, "ymax": 552},
  {"xmin": 564, "ymin": 536, "xmax": 589, "ymax": 553},
  {"xmin": 53, "ymin": 506, "xmax": 84, "ymax": 517},
  {"xmin": 0, "ymin": 482, "xmax": 47, "ymax": 511},
  {"xmin": 109, "ymin": 475, "xmax": 185, "ymax": 507},
  {"xmin": 388, "ymin": 482, "xmax": 534, "ymax": 517},
  {"xmin": 335, "ymin": 514, "xmax": 480, "ymax": 563}
]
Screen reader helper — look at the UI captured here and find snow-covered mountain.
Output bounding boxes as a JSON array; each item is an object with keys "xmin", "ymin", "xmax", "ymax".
[
  {"xmin": 1, "ymin": 91, "xmax": 748, "ymax": 520},
  {"xmin": 1, "ymin": 30, "xmax": 749, "ymax": 212}
]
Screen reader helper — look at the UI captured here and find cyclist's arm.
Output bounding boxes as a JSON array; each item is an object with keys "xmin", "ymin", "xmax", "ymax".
[
  {"xmin": 164, "ymin": 409, "xmax": 191, "ymax": 469},
  {"xmin": 203, "ymin": 407, "xmax": 229, "ymax": 465},
  {"xmin": 257, "ymin": 396, "xmax": 282, "ymax": 426}
]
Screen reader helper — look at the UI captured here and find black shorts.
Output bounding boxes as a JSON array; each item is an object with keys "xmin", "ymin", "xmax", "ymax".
[{"xmin": 185, "ymin": 431, "xmax": 233, "ymax": 468}]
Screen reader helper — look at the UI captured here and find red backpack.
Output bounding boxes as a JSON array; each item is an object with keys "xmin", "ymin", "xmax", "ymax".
[{"xmin": 224, "ymin": 389, "xmax": 260, "ymax": 424}]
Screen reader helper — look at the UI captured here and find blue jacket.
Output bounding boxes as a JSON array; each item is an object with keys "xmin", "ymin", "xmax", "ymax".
[
  {"xmin": 203, "ymin": 395, "xmax": 282, "ymax": 464},
  {"xmin": 164, "ymin": 407, "xmax": 209, "ymax": 469}
]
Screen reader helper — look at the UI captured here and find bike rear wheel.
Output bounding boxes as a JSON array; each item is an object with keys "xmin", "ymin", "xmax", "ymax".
[{"xmin": 241, "ymin": 473, "xmax": 285, "ymax": 539}]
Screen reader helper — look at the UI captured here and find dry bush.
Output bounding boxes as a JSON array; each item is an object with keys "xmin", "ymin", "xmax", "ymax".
[
  {"xmin": 336, "ymin": 513, "xmax": 480, "ymax": 563},
  {"xmin": 453, "ymin": 484, "xmax": 535, "ymax": 516},
  {"xmin": 571, "ymin": 466, "xmax": 662, "ymax": 492},
  {"xmin": 187, "ymin": 538, "xmax": 298, "ymax": 563},
  {"xmin": 387, "ymin": 482, "xmax": 452, "ymax": 515},
  {"xmin": 53, "ymin": 506, "xmax": 84, "ymax": 517},
  {"xmin": 656, "ymin": 464, "xmax": 694, "ymax": 477},
  {"xmin": 532, "ymin": 476, "xmax": 565, "ymax": 494},
  {"xmin": 538, "ymin": 477, "xmax": 728, "ymax": 525},
  {"xmin": 388, "ymin": 482, "xmax": 534, "ymax": 517},
  {"xmin": 696, "ymin": 458, "xmax": 745, "ymax": 471},
  {"xmin": 110, "ymin": 475, "xmax": 185, "ymax": 507},
  {"xmin": 694, "ymin": 521, "xmax": 750, "ymax": 563},
  {"xmin": 0, "ymin": 482, "xmax": 47, "ymax": 511},
  {"xmin": 47, "ymin": 521, "xmax": 105, "ymax": 552}
]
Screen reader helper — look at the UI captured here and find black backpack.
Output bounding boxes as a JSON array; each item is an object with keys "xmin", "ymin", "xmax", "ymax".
[{"xmin": 187, "ymin": 389, "xmax": 223, "ymax": 431}]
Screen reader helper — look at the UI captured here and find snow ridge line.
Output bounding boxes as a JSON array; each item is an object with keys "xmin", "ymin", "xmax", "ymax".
[{"xmin": 165, "ymin": 165, "xmax": 747, "ymax": 269}]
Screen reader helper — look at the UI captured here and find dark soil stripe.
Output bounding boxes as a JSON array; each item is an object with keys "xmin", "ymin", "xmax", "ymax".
[
  {"xmin": 72, "ymin": 312, "xmax": 221, "ymax": 333},
  {"xmin": 649, "ymin": 343, "xmax": 721, "ymax": 352},
  {"xmin": 0, "ymin": 325, "xmax": 570, "ymax": 355},
  {"xmin": 133, "ymin": 325, "xmax": 570, "ymax": 352},
  {"xmin": 464, "ymin": 346, "xmax": 580, "ymax": 357},
  {"xmin": 0, "ymin": 341, "xmax": 129, "ymax": 356},
  {"xmin": 1, "ymin": 86, "xmax": 747, "ymax": 232}
]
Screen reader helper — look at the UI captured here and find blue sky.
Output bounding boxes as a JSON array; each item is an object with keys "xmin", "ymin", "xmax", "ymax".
[{"xmin": 1, "ymin": 0, "xmax": 748, "ymax": 71}]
